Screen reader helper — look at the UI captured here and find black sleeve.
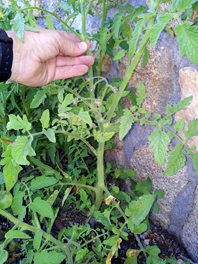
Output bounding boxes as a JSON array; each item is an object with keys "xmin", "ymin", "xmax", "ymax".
[{"xmin": 0, "ymin": 28, "xmax": 13, "ymax": 82}]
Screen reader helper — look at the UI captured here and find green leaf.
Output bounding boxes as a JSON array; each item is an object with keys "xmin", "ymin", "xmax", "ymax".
[
  {"xmin": 58, "ymin": 2, "xmax": 71, "ymax": 13},
  {"xmin": 125, "ymin": 195, "xmax": 155, "ymax": 226},
  {"xmin": 4, "ymin": 161, "xmax": 22, "ymax": 192},
  {"xmin": 164, "ymin": 143, "xmax": 186, "ymax": 175},
  {"xmin": 80, "ymin": 188, "xmax": 88, "ymax": 203},
  {"xmin": 41, "ymin": 109, "xmax": 50, "ymax": 129},
  {"xmin": 152, "ymin": 202, "xmax": 159, "ymax": 213},
  {"xmin": 33, "ymin": 230, "xmax": 43, "ymax": 251},
  {"xmin": 136, "ymin": 83, "xmax": 145, "ymax": 106},
  {"xmin": 11, "ymin": 12, "xmax": 25, "ymax": 42},
  {"xmin": 24, "ymin": 24, "xmax": 39, "ymax": 32},
  {"xmin": 119, "ymin": 110, "xmax": 134, "ymax": 140},
  {"xmin": 148, "ymin": 130, "xmax": 170, "ymax": 165},
  {"xmin": 44, "ymin": 129, "xmax": 56, "ymax": 143},
  {"xmin": 30, "ymin": 89, "xmax": 47, "ymax": 109},
  {"xmin": 129, "ymin": 19, "xmax": 143, "ymax": 57},
  {"xmin": 146, "ymin": 246, "xmax": 161, "ymax": 258},
  {"xmin": 174, "ymin": 118, "xmax": 184, "ymax": 131},
  {"xmin": 94, "ymin": 131, "xmax": 115, "ymax": 143},
  {"xmin": 12, "ymin": 137, "xmax": 36, "ymax": 165},
  {"xmin": 29, "ymin": 197, "xmax": 54, "ymax": 218},
  {"xmin": 175, "ymin": 22, "xmax": 198, "ymax": 65},
  {"xmin": 113, "ymin": 50, "xmax": 126, "ymax": 61},
  {"xmin": 100, "ymin": 28, "xmax": 108, "ymax": 54},
  {"xmin": 78, "ymin": 111, "xmax": 93, "ymax": 127},
  {"xmin": 192, "ymin": 152, "xmax": 198, "ymax": 175},
  {"xmin": 141, "ymin": 45, "xmax": 149, "ymax": 68},
  {"xmin": 154, "ymin": 189, "xmax": 165, "ymax": 199},
  {"xmin": 113, "ymin": 13, "xmax": 122, "ymax": 39},
  {"xmin": 183, "ymin": 119, "xmax": 198, "ymax": 138},
  {"xmin": 135, "ymin": 177, "xmax": 152, "ymax": 193},
  {"xmin": 0, "ymin": 250, "xmax": 8, "ymax": 264},
  {"xmin": 175, "ymin": 0, "xmax": 197, "ymax": 12},
  {"xmin": 120, "ymin": 168, "xmax": 136, "ymax": 179},
  {"xmin": 5, "ymin": 230, "xmax": 31, "ymax": 239},
  {"xmin": 0, "ymin": 172, "xmax": 5, "ymax": 185},
  {"xmin": 30, "ymin": 176, "xmax": 58, "ymax": 191},
  {"xmin": 34, "ymin": 251, "xmax": 65, "ymax": 264},
  {"xmin": 45, "ymin": 14, "xmax": 55, "ymax": 30},
  {"xmin": 58, "ymin": 93, "xmax": 73, "ymax": 114},
  {"xmin": 166, "ymin": 96, "xmax": 192, "ymax": 115},
  {"xmin": 150, "ymin": 12, "xmax": 173, "ymax": 47},
  {"xmin": 11, "ymin": 191, "xmax": 24, "ymax": 215},
  {"xmin": 7, "ymin": 115, "xmax": 31, "ymax": 132},
  {"xmin": 133, "ymin": 223, "xmax": 147, "ymax": 234}
]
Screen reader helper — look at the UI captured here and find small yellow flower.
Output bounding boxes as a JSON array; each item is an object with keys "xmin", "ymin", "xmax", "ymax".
[
  {"xmin": 105, "ymin": 195, "xmax": 116, "ymax": 205},
  {"xmin": 0, "ymin": 13, "xmax": 5, "ymax": 18}
]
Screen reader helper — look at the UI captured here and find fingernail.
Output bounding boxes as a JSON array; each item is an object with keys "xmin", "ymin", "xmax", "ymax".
[{"xmin": 78, "ymin": 42, "xmax": 87, "ymax": 51}]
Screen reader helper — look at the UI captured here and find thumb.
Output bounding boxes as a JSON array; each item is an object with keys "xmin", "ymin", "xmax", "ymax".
[{"xmin": 58, "ymin": 36, "xmax": 88, "ymax": 57}]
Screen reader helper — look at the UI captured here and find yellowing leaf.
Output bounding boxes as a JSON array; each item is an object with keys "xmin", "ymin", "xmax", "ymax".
[
  {"xmin": 105, "ymin": 195, "xmax": 116, "ymax": 205},
  {"xmin": 106, "ymin": 252, "xmax": 113, "ymax": 264},
  {"xmin": 117, "ymin": 238, "xmax": 122, "ymax": 250},
  {"xmin": 127, "ymin": 249, "xmax": 139, "ymax": 257}
]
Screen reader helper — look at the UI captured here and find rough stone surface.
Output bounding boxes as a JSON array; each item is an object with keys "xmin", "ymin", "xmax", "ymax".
[{"xmin": 175, "ymin": 67, "xmax": 198, "ymax": 153}]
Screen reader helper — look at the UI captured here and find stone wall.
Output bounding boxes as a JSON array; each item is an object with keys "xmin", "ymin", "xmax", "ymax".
[{"xmin": 4, "ymin": 0, "xmax": 198, "ymax": 261}]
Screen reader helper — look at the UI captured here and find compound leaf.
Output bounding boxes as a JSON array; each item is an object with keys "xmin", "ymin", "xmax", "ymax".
[
  {"xmin": 7, "ymin": 115, "xmax": 31, "ymax": 132},
  {"xmin": 175, "ymin": 22, "xmax": 198, "ymax": 65},
  {"xmin": 164, "ymin": 143, "xmax": 186, "ymax": 175},
  {"xmin": 148, "ymin": 130, "xmax": 170, "ymax": 165},
  {"xmin": 183, "ymin": 119, "xmax": 198, "ymax": 138},
  {"xmin": 119, "ymin": 110, "xmax": 134, "ymax": 140}
]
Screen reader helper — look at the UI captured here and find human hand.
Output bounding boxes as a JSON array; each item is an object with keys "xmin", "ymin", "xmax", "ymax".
[{"xmin": 7, "ymin": 28, "xmax": 94, "ymax": 87}]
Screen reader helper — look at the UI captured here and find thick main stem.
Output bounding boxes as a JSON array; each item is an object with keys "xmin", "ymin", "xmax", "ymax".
[{"xmin": 95, "ymin": 142, "xmax": 105, "ymax": 210}]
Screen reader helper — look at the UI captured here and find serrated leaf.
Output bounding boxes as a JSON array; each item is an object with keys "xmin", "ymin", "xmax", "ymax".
[
  {"xmin": 154, "ymin": 189, "xmax": 165, "ymax": 199},
  {"xmin": 45, "ymin": 14, "xmax": 55, "ymax": 30},
  {"xmin": 7, "ymin": 115, "xmax": 31, "ymax": 132},
  {"xmin": 30, "ymin": 89, "xmax": 47, "ymax": 109},
  {"xmin": 0, "ymin": 250, "xmax": 8, "ymax": 264},
  {"xmin": 33, "ymin": 230, "xmax": 43, "ymax": 251},
  {"xmin": 184, "ymin": 119, "xmax": 198, "ymax": 138},
  {"xmin": 113, "ymin": 13, "xmax": 122, "ymax": 39},
  {"xmin": 5, "ymin": 230, "xmax": 31, "ymax": 239},
  {"xmin": 175, "ymin": 22, "xmax": 198, "ymax": 65},
  {"xmin": 58, "ymin": 93, "xmax": 73, "ymax": 114},
  {"xmin": 12, "ymin": 137, "xmax": 36, "ymax": 165},
  {"xmin": 192, "ymin": 153, "xmax": 198, "ymax": 175},
  {"xmin": 44, "ymin": 129, "xmax": 56, "ymax": 143},
  {"xmin": 11, "ymin": 12, "xmax": 25, "ymax": 42},
  {"xmin": 164, "ymin": 143, "xmax": 186, "ymax": 175},
  {"xmin": 29, "ymin": 197, "xmax": 54, "ymax": 218},
  {"xmin": 150, "ymin": 12, "xmax": 173, "ymax": 47},
  {"xmin": 100, "ymin": 28, "xmax": 108, "ymax": 54},
  {"xmin": 166, "ymin": 96, "xmax": 192, "ymax": 115},
  {"xmin": 41, "ymin": 109, "xmax": 50, "ymax": 129},
  {"xmin": 129, "ymin": 19, "xmax": 143, "ymax": 57},
  {"xmin": 136, "ymin": 83, "xmax": 145, "ymax": 106},
  {"xmin": 125, "ymin": 195, "xmax": 155, "ymax": 226},
  {"xmin": 58, "ymin": 2, "xmax": 71, "ymax": 13},
  {"xmin": 146, "ymin": 246, "xmax": 161, "ymax": 257},
  {"xmin": 24, "ymin": 24, "xmax": 39, "ymax": 32},
  {"xmin": 4, "ymin": 161, "xmax": 22, "ymax": 192},
  {"xmin": 34, "ymin": 251, "xmax": 65, "ymax": 264},
  {"xmin": 175, "ymin": 0, "xmax": 197, "ymax": 12},
  {"xmin": 141, "ymin": 45, "xmax": 149, "ymax": 68},
  {"xmin": 30, "ymin": 176, "xmax": 58, "ymax": 191},
  {"xmin": 174, "ymin": 118, "xmax": 184, "ymax": 131},
  {"xmin": 148, "ymin": 130, "xmax": 170, "ymax": 165},
  {"xmin": 78, "ymin": 111, "xmax": 93, "ymax": 127},
  {"xmin": 119, "ymin": 110, "xmax": 134, "ymax": 140},
  {"xmin": 113, "ymin": 50, "xmax": 126, "ymax": 61}
]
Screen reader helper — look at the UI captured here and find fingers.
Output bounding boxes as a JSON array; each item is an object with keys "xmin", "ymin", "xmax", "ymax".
[
  {"xmin": 58, "ymin": 31, "xmax": 92, "ymax": 48},
  {"xmin": 56, "ymin": 55, "xmax": 94, "ymax": 67},
  {"xmin": 52, "ymin": 65, "xmax": 89, "ymax": 81}
]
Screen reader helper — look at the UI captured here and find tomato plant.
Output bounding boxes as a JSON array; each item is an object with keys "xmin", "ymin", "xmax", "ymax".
[{"xmin": 0, "ymin": 191, "xmax": 12, "ymax": 209}]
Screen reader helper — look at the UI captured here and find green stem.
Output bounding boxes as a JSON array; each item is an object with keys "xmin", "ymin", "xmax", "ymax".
[
  {"xmin": 134, "ymin": 234, "xmax": 147, "ymax": 259},
  {"xmin": 23, "ymin": 7, "xmax": 81, "ymax": 39},
  {"xmin": 61, "ymin": 182, "xmax": 96, "ymax": 192},
  {"xmin": 106, "ymin": 29, "xmax": 152, "ymax": 122},
  {"xmin": 0, "ymin": 209, "xmax": 67, "ymax": 251},
  {"xmin": 95, "ymin": 142, "xmax": 105, "ymax": 210}
]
